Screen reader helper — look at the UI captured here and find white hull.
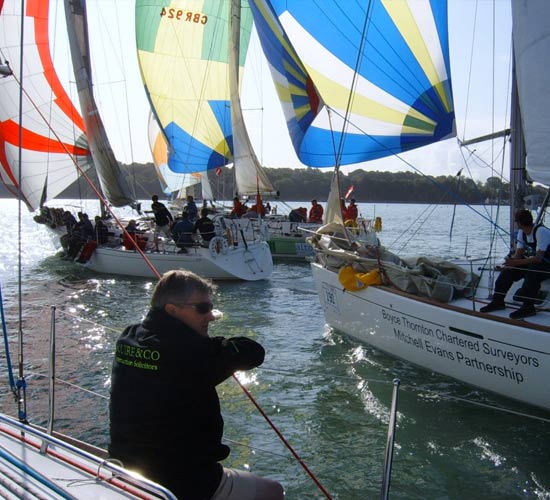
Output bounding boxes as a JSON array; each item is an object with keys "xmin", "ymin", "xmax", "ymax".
[
  {"xmin": 311, "ymin": 262, "xmax": 550, "ymax": 410},
  {"xmin": 86, "ymin": 241, "xmax": 273, "ymax": 281}
]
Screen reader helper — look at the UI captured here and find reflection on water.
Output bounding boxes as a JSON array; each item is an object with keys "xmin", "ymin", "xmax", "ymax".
[{"xmin": 0, "ymin": 199, "xmax": 548, "ymax": 499}]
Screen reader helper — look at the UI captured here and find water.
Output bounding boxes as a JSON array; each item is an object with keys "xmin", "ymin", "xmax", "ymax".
[{"xmin": 1, "ymin": 199, "xmax": 549, "ymax": 499}]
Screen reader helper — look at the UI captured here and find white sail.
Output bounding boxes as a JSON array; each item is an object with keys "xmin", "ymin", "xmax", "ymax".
[
  {"xmin": 64, "ymin": 0, "xmax": 136, "ymax": 207},
  {"xmin": 511, "ymin": 0, "xmax": 550, "ymax": 187},
  {"xmin": 228, "ymin": 0, "xmax": 275, "ymax": 197}
]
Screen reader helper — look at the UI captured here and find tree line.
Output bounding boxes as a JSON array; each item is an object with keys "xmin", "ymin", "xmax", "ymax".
[{"xmin": 2, "ymin": 161, "xmax": 544, "ymax": 205}]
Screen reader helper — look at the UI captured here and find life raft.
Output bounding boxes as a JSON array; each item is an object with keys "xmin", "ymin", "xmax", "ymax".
[
  {"xmin": 338, "ymin": 265, "xmax": 381, "ymax": 291},
  {"xmin": 209, "ymin": 236, "xmax": 229, "ymax": 256}
]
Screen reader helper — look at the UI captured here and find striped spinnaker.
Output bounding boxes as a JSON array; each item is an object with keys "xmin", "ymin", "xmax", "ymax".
[
  {"xmin": 250, "ymin": 0, "xmax": 456, "ymax": 167},
  {"xmin": 0, "ymin": 0, "xmax": 90, "ymax": 210}
]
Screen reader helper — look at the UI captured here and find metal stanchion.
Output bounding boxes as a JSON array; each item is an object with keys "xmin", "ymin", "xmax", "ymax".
[{"xmin": 380, "ymin": 378, "xmax": 400, "ymax": 500}]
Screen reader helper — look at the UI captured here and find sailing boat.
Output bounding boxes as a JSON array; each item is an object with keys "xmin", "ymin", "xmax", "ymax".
[
  {"xmin": 0, "ymin": 0, "xmax": 272, "ymax": 281},
  {"xmin": 130, "ymin": 0, "xmax": 276, "ymax": 277},
  {"xmin": 133, "ymin": 0, "xmax": 320, "ymax": 260},
  {"xmin": 250, "ymin": 0, "xmax": 550, "ymax": 411}
]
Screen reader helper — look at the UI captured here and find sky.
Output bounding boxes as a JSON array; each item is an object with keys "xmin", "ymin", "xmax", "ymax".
[{"xmin": 69, "ymin": 0, "xmax": 514, "ymax": 183}]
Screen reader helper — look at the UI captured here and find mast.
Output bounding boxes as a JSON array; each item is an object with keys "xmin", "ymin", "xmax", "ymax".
[{"xmin": 509, "ymin": 55, "xmax": 527, "ymax": 244}]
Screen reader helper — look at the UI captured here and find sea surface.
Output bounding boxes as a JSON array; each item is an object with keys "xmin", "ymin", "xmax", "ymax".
[{"xmin": 1, "ymin": 198, "xmax": 549, "ymax": 500}]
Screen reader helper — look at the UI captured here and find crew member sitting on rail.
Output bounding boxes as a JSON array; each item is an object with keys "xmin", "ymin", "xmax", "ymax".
[
  {"xmin": 480, "ymin": 208, "xmax": 550, "ymax": 319},
  {"xmin": 194, "ymin": 208, "xmax": 216, "ymax": 245}
]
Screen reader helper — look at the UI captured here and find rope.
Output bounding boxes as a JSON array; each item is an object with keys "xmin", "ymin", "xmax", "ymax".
[
  {"xmin": 0, "ymin": 445, "xmax": 77, "ymax": 499},
  {"xmin": 223, "ymin": 438, "xmax": 294, "ymax": 461},
  {"xmin": 55, "ymin": 310, "xmax": 121, "ymax": 334},
  {"xmin": 232, "ymin": 375, "xmax": 334, "ymax": 500},
  {"xmin": 257, "ymin": 367, "xmax": 550, "ymax": 423}
]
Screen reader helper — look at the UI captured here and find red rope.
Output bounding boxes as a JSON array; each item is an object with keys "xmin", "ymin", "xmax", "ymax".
[{"xmin": 232, "ymin": 375, "xmax": 334, "ymax": 500}]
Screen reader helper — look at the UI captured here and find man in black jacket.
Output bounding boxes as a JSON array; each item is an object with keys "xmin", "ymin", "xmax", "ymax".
[
  {"xmin": 194, "ymin": 208, "xmax": 216, "ymax": 245},
  {"xmin": 109, "ymin": 270, "xmax": 283, "ymax": 500},
  {"xmin": 151, "ymin": 194, "xmax": 174, "ymax": 251}
]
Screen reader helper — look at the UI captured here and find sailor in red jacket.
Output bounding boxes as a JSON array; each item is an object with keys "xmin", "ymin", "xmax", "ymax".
[
  {"xmin": 308, "ymin": 199, "xmax": 324, "ymax": 223},
  {"xmin": 346, "ymin": 199, "xmax": 358, "ymax": 222},
  {"xmin": 230, "ymin": 197, "xmax": 246, "ymax": 217}
]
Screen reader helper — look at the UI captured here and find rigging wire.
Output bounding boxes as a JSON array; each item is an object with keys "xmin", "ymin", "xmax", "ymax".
[
  {"xmin": 22, "ymin": 340, "xmax": 550, "ymax": 426},
  {"xmin": 16, "ymin": 0, "xmax": 27, "ymax": 424},
  {"xmin": 460, "ymin": 0, "xmax": 478, "ymax": 141},
  {"xmin": 449, "ymin": 169, "xmax": 463, "ymax": 240}
]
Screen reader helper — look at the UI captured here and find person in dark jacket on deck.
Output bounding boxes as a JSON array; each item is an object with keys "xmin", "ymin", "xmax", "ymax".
[
  {"xmin": 185, "ymin": 195, "xmax": 199, "ymax": 222},
  {"xmin": 194, "ymin": 208, "xmax": 216, "ymax": 244},
  {"xmin": 480, "ymin": 209, "xmax": 550, "ymax": 319},
  {"xmin": 108, "ymin": 270, "xmax": 284, "ymax": 500},
  {"xmin": 94, "ymin": 216, "xmax": 109, "ymax": 244},
  {"xmin": 151, "ymin": 194, "xmax": 174, "ymax": 252},
  {"xmin": 172, "ymin": 211, "xmax": 195, "ymax": 253}
]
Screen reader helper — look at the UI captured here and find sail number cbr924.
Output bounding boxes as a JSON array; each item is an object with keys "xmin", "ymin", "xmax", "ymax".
[{"xmin": 160, "ymin": 7, "xmax": 208, "ymax": 25}]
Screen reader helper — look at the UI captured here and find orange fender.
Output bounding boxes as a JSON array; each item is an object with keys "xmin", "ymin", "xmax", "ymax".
[{"xmin": 338, "ymin": 265, "xmax": 381, "ymax": 291}]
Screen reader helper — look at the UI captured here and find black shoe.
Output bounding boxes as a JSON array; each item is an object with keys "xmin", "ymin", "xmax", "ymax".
[
  {"xmin": 480, "ymin": 301, "xmax": 505, "ymax": 313},
  {"xmin": 509, "ymin": 305, "xmax": 536, "ymax": 320}
]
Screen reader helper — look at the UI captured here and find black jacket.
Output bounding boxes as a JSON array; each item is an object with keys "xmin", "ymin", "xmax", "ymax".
[
  {"xmin": 151, "ymin": 201, "xmax": 174, "ymax": 226},
  {"xmin": 109, "ymin": 308, "xmax": 265, "ymax": 499}
]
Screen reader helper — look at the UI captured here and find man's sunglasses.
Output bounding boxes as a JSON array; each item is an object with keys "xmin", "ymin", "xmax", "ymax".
[{"xmin": 181, "ymin": 302, "xmax": 214, "ymax": 315}]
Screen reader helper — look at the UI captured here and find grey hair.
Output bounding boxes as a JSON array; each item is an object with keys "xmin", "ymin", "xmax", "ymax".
[{"xmin": 151, "ymin": 270, "xmax": 216, "ymax": 309}]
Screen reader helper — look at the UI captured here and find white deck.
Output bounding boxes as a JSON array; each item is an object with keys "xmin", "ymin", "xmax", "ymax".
[{"xmin": 0, "ymin": 415, "xmax": 176, "ymax": 499}]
